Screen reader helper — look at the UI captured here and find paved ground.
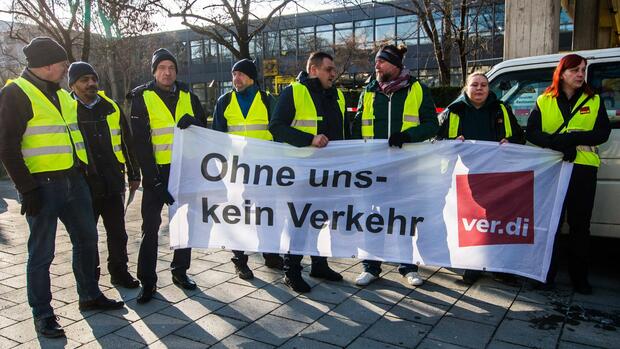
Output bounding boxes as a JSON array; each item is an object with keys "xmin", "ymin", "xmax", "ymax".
[{"xmin": 0, "ymin": 178, "xmax": 619, "ymax": 349}]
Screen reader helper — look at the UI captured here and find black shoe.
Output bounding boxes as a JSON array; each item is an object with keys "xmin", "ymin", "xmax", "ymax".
[
  {"xmin": 573, "ymin": 280, "xmax": 592, "ymax": 295},
  {"xmin": 79, "ymin": 294, "xmax": 124, "ymax": 311},
  {"xmin": 284, "ymin": 274, "xmax": 311, "ymax": 293},
  {"xmin": 462, "ymin": 270, "xmax": 482, "ymax": 285},
  {"xmin": 264, "ymin": 255, "xmax": 284, "ymax": 270},
  {"xmin": 235, "ymin": 264, "xmax": 254, "ymax": 280},
  {"xmin": 137, "ymin": 284, "xmax": 156, "ymax": 304},
  {"xmin": 310, "ymin": 265, "xmax": 343, "ymax": 281},
  {"xmin": 111, "ymin": 272, "xmax": 140, "ymax": 289},
  {"xmin": 172, "ymin": 274, "xmax": 197, "ymax": 290},
  {"xmin": 34, "ymin": 316, "xmax": 65, "ymax": 338}
]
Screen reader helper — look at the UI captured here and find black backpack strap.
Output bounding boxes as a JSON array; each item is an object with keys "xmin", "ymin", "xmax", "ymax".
[{"xmin": 551, "ymin": 94, "xmax": 592, "ymax": 136}]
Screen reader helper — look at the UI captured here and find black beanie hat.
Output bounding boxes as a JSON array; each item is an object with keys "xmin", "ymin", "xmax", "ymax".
[
  {"xmin": 375, "ymin": 46, "xmax": 404, "ymax": 69},
  {"xmin": 151, "ymin": 48, "xmax": 178, "ymax": 74},
  {"xmin": 23, "ymin": 37, "xmax": 68, "ymax": 68},
  {"xmin": 231, "ymin": 59, "xmax": 258, "ymax": 81},
  {"xmin": 68, "ymin": 61, "xmax": 99, "ymax": 86}
]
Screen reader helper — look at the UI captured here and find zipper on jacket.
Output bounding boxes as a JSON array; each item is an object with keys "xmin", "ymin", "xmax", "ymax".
[{"xmin": 387, "ymin": 93, "xmax": 393, "ymax": 138}]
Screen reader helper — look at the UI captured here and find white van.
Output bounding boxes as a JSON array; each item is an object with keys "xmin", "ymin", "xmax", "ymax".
[{"xmin": 486, "ymin": 48, "xmax": 620, "ymax": 238}]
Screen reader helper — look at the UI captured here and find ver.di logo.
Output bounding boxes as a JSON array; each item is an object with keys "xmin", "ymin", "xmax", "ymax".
[{"xmin": 456, "ymin": 171, "xmax": 534, "ymax": 247}]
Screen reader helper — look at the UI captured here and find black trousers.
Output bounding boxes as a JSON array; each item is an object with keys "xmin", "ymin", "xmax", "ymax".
[
  {"xmin": 547, "ymin": 164, "xmax": 597, "ymax": 284},
  {"xmin": 92, "ymin": 193, "xmax": 130, "ymax": 277},
  {"xmin": 283, "ymin": 254, "xmax": 328, "ymax": 275},
  {"xmin": 137, "ymin": 178, "xmax": 191, "ymax": 287},
  {"xmin": 231, "ymin": 250, "xmax": 280, "ymax": 266}
]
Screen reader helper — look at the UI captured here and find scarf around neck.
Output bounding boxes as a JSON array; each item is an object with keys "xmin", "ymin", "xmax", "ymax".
[{"xmin": 378, "ymin": 68, "xmax": 411, "ymax": 94}]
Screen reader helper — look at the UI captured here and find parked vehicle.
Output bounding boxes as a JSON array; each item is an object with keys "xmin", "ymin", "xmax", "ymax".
[{"xmin": 485, "ymin": 48, "xmax": 620, "ymax": 238}]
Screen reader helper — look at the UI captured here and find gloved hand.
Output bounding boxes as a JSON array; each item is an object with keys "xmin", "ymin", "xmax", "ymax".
[
  {"xmin": 153, "ymin": 182, "xmax": 175, "ymax": 205},
  {"xmin": 550, "ymin": 133, "xmax": 575, "ymax": 151},
  {"xmin": 562, "ymin": 147, "xmax": 577, "ymax": 162},
  {"xmin": 388, "ymin": 132, "xmax": 411, "ymax": 148},
  {"xmin": 20, "ymin": 188, "xmax": 42, "ymax": 216},
  {"xmin": 177, "ymin": 114, "xmax": 198, "ymax": 129}
]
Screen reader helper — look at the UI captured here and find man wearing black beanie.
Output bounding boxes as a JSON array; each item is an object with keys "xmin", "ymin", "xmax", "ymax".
[
  {"xmin": 212, "ymin": 58, "xmax": 283, "ymax": 279},
  {"xmin": 68, "ymin": 61, "xmax": 141, "ymax": 290},
  {"xmin": 128, "ymin": 48, "xmax": 207, "ymax": 303},
  {"xmin": 0, "ymin": 37, "xmax": 124, "ymax": 338}
]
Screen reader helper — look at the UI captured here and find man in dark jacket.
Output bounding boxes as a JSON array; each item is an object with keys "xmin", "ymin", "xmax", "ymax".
[
  {"xmin": 269, "ymin": 51, "xmax": 347, "ymax": 293},
  {"xmin": 0, "ymin": 37, "xmax": 123, "ymax": 338},
  {"xmin": 68, "ymin": 62, "xmax": 141, "ymax": 289},
  {"xmin": 212, "ymin": 59, "xmax": 284, "ymax": 279},
  {"xmin": 352, "ymin": 44, "xmax": 438, "ymax": 287},
  {"xmin": 128, "ymin": 48, "xmax": 207, "ymax": 303}
]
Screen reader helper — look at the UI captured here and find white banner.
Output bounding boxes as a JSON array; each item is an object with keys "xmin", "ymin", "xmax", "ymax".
[{"xmin": 169, "ymin": 127, "xmax": 572, "ymax": 281}]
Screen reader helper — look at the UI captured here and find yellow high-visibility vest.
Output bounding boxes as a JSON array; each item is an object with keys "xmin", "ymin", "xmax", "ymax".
[
  {"xmin": 9, "ymin": 77, "xmax": 88, "ymax": 173},
  {"xmin": 290, "ymin": 82, "xmax": 346, "ymax": 136},
  {"xmin": 361, "ymin": 81, "xmax": 423, "ymax": 139},
  {"xmin": 538, "ymin": 92, "xmax": 601, "ymax": 167},
  {"xmin": 447, "ymin": 104, "xmax": 513, "ymax": 139},
  {"xmin": 96, "ymin": 91, "xmax": 125, "ymax": 163},
  {"xmin": 223, "ymin": 90, "xmax": 273, "ymax": 140},
  {"xmin": 143, "ymin": 89, "xmax": 194, "ymax": 165}
]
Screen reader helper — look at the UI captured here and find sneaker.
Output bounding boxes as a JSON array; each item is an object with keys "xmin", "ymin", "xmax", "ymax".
[
  {"xmin": 404, "ymin": 272, "xmax": 424, "ymax": 286},
  {"xmin": 284, "ymin": 274, "xmax": 311, "ymax": 293},
  {"xmin": 355, "ymin": 272, "xmax": 378, "ymax": 286},
  {"xmin": 309, "ymin": 265, "xmax": 343, "ymax": 281},
  {"xmin": 235, "ymin": 264, "xmax": 254, "ymax": 280}
]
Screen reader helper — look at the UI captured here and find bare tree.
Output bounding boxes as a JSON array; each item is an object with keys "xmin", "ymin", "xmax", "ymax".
[{"xmin": 154, "ymin": 0, "xmax": 294, "ymax": 60}]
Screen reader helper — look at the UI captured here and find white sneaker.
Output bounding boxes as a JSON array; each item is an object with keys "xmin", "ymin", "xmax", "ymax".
[
  {"xmin": 355, "ymin": 272, "xmax": 378, "ymax": 286},
  {"xmin": 405, "ymin": 272, "xmax": 424, "ymax": 286}
]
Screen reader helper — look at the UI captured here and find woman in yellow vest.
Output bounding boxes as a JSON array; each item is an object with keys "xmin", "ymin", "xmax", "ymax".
[
  {"xmin": 526, "ymin": 54, "xmax": 611, "ymax": 294},
  {"xmin": 437, "ymin": 72, "xmax": 524, "ymax": 285}
]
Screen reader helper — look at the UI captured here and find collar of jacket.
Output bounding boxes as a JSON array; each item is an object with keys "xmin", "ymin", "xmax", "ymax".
[
  {"xmin": 296, "ymin": 70, "xmax": 337, "ymax": 97},
  {"xmin": 71, "ymin": 91, "xmax": 116, "ymax": 115},
  {"xmin": 447, "ymin": 91, "xmax": 499, "ymax": 113},
  {"xmin": 235, "ymin": 83, "xmax": 259, "ymax": 98},
  {"xmin": 365, "ymin": 75, "xmax": 419, "ymax": 93},
  {"xmin": 21, "ymin": 68, "xmax": 62, "ymax": 96}
]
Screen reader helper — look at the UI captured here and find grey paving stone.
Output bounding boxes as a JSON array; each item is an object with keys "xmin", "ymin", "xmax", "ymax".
[
  {"xmin": 493, "ymin": 317, "xmax": 560, "ymax": 348},
  {"xmin": 561, "ymin": 302, "xmax": 620, "ymax": 348},
  {"xmin": 173, "ymin": 313, "xmax": 247, "ymax": 345},
  {"xmin": 516, "ymin": 285, "xmax": 573, "ymax": 305},
  {"xmin": 447, "ymin": 298, "xmax": 509, "ymax": 326},
  {"xmin": 507, "ymin": 300, "xmax": 566, "ymax": 323},
  {"xmin": 80, "ymin": 333, "xmax": 145, "ymax": 349},
  {"xmin": 214, "ymin": 297, "xmax": 280, "ymax": 322},
  {"xmin": 387, "ymin": 297, "xmax": 449, "ymax": 325},
  {"xmin": 152, "ymin": 283, "xmax": 201, "ymax": 303},
  {"xmin": 355, "ymin": 283, "xmax": 410, "ymax": 305},
  {"xmin": 51, "ymin": 287, "xmax": 80, "ymax": 304},
  {"xmin": 104, "ymin": 297, "xmax": 170, "ymax": 322},
  {"xmin": 192, "ymin": 269, "xmax": 235, "ymax": 288},
  {"xmin": 463, "ymin": 285, "xmax": 517, "ymax": 308},
  {"xmin": 14, "ymin": 337, "xmax": 82, "ymax": 348},
  {"xmin": 2, "ymin": 301, "xmax": 33, "ymax": 322},
  {"xmin": 270, "ymin": 297, "xmax": 334, "ymax": 324},
  {"xmin": 425, "ymin": 271, "xmax": 470, "ymax": 291},
  {"xmin": 197, "ymin": 281, "xmax": 256, "ymax": 303},
  {"xmin": 237, "ymin": 314, "xmax": 307, "ymax": 346},
  {"xmin": 558, "ymin": 340, "xmax": 605, "ymax": 349},
  {"xmin": 300, "ymin": 282, "xmax": 357, "ymax": 304},
  {"xmin": 0, "ymin": 274, "xmax": 26, "ymax": 289},
  {"xmin": 157, "ymin": 295, "xmax": 225, "ymax": 321},
  {"xmin": 407, "ymin": 283, "xmax": 462, "ymax": 307},
  {"xmin": 64, "ymin": 313, "xmax": 131, "ymax": 344},
  {"xmin": 300, "ymin": 315, "xmax": 368, "ymax": 347},
  {"xmin": 229, "ymin": 270, "xmax": 283, "ymax": 289},
  {"xmin": 363, "ymin": 315, "xmax": 431, "ymax": 348},
  {"xmin": 0, "ymin": 336, "xmax": 18, "ymax": 348},
  {"xmin": 347, "ymin": 336, "xmax": 406, "ymax": 349},
  {"xmin": 485, "ymin": 340, "xmax": 530, "ymax": 349},
  {"xmin": 417, "ymin": 338, "xmax": 470, "ymax": 348},
  {"xmin": 211, "ymin": 334, "xmax": 275, "ymax": 349},
  {"xmin": 428, "ymin": 316, "xmax": 495, "ymax": 348},
  {"xmin": 0, "ymin": 314, "xmax": 17, "ymax": 329},
  {"xmin": 280, "ymin": 336, "xmax": 341, "ymax": 349},
  {"xmin": 149, "ymin": 334, "xmax": 207, "ymax": 348},
  {"xmin": 246, "ymin": 281, "xmax": 298, "ymax": 304},
  {"xmin": 113, "ymin": 312, "xmax": 188, "ymax": 345},
  {"xmin": 572, "ymin": 287, "xmax": 620, "ymax": 307},
  {"xmin": 329, "ymin": 296, "xmax": 391, "ymax": 324}
]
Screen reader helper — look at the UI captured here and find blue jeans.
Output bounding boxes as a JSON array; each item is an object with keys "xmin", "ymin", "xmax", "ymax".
[
  {"xmin": 362, "ymin": 260, "xmax": 417, "ymax": 277},
  {"xmin": 24, "ymin": 171, "xmax": 102, "ymax": 319}
]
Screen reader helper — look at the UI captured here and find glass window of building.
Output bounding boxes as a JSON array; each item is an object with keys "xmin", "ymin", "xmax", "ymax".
[
  {"xmin": 220, "ymin": 41, "xmax": 233, "ymax": 62},
  {"xmin": 190, "ymin": 40, "xmax": 204, "ymax": 64},
  {"xmin": 397, "ymin": 15, "xmax": 417, "ymax": 45},
  {"xmin": 375, "ymin": 17, "xmax": 395, "ymax": 43},
  {"xmin": 280, "ymin": 29, "xmax": 297, "ymax": 56},
  {"xmin": 355, "ymin": 19, "xmax": 374, "ymax": 48},
  {"xmin": 495, "ymin": 3, "xmax": 505, "ymax": 33},
  {"xmin": 560, "ymin": 7, "xmax": 573, "ymax": 32},
  {"xmin": 316, "ymin": 24, "xmax": 333, "ymax": 48},
  {"xmin": 206, "ymin": 40, "xmax": 218, "ymax": 63},
  {"xmin": 264, "ymin": 31, "xmax": 279, "ymax": 57},
  {"xmin": 335, "ymin": 22, "xmax": 353, "ymax": 45},
  {"xmin": 298, "ymin": 26, "xmax": 315, "ymax": 53},
  {"xmin": 219, "ymin": 81, "xmax": 233, "ymax": 97},
  {"xmin": 191, "ymin": 83, "xmax": 206, "ymax": 104},
  {"xmin": 176, "ymin": 41, "xmax": 188, "ymax": 68},
  {"xmin": 252, "ymin": 37, "xmax": 262, "ymax": 59}
]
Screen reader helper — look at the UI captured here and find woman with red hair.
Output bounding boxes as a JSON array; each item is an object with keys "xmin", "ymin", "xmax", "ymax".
[{"xmin": 526, "ymin": 54, "xmax": 611, "ymax": 294}]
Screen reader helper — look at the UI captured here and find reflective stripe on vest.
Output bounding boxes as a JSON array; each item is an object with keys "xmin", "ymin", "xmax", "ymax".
[
  {"xmin": 97, "ymin": 91, "xmax": 125, "ymax": 164},
  {"xmin": 11, "ymin": 77, "xmax": 88, "ymax": 173},
  {"xmin": 143, "ymin": 89, "xmax": 194, "ymax": 165},
  {"xmin": 447, "ymin": 104, "xmax": 513, "ymax": 139},
  {"xmin": 223, "ymin": 90, "xmax": 273, "ymax": 140},
  {"xmin": 291, "ymin": 82, "xmax": 345, "ymax": 136},
  {"xmin": 361, "ymin": 81, "xmax": 423, "ymax": 139},
  {"xmin": 538, "ymin": 92, "xmax": 601, "ymax": 167}
]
